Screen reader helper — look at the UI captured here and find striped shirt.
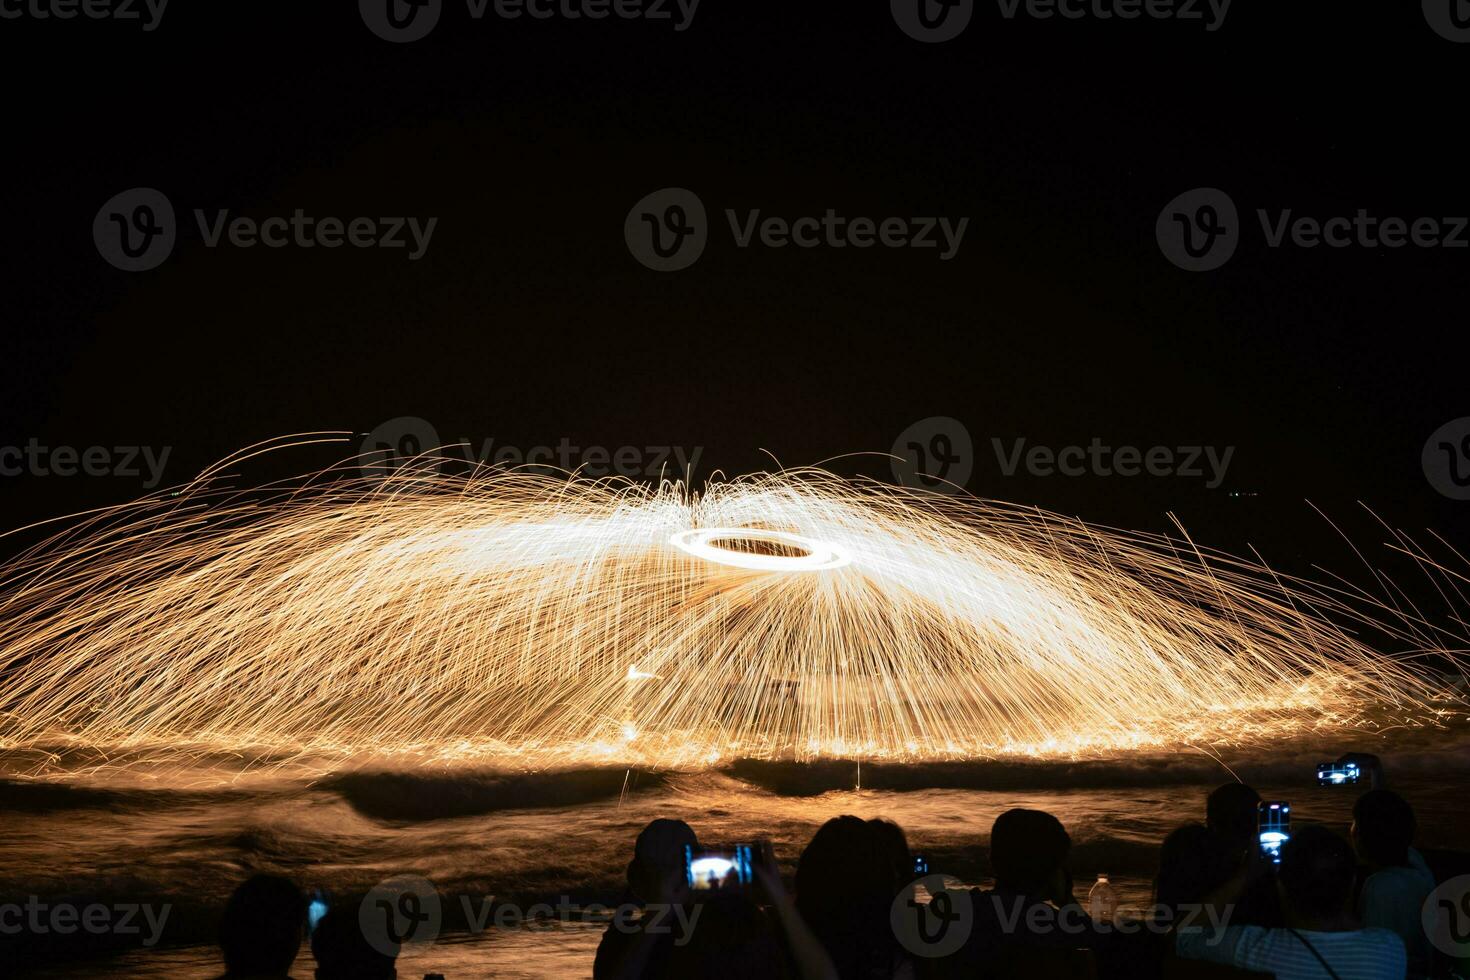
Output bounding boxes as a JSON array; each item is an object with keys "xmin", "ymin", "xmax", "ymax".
[{"xmin": 1176, "ymin": 923, "xmax": 1407, "ymax": 980}]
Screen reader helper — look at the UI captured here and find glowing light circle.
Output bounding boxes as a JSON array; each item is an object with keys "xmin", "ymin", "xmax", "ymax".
[{"xmin": 669, "ymin": 528, "xmax": 852, "ymax": 571}]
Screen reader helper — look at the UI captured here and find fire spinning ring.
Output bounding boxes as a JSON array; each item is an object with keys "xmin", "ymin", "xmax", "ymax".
[{"xmin": 669, "ymin": 528, "xmax": 852, "ymax": 571}]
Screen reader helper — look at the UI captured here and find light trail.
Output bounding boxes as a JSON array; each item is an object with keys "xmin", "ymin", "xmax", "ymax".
[{"xmin": 0, "ymin": 444, "xmax": 1462, "ymax": 779}]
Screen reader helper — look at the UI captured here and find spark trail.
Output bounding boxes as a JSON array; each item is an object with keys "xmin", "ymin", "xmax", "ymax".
[{"xmin": 0, "ymin": 441, "xmax": 1461, "ymax": 778}]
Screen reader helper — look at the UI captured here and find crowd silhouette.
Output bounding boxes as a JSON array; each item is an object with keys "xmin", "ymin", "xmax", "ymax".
[{"xmin": 207, "ymin": 773, "xmax": 1463, "ymax": 980}]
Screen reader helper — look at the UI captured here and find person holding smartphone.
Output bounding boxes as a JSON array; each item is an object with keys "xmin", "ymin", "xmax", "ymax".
[
  {"xmin": 931, "ymin": 808, "xmax": 1125, "ymax": 979},
  {"xmin": 793, "ymin": 816, "xmax": 912, "ymax": 980},
  {"xmin": 1175, "ymin": 825, "xmax": 1406, "ymax": 980},
  {"xmin": 595, "ymin": 818, "xmax": 702, "ymax": 980}
]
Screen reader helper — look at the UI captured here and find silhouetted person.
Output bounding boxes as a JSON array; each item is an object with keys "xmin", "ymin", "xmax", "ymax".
[
  {"xmin": 866, "ymin": 818, "xmax": 915, "ymax": 892},
  {"xmin": 795, "ymin": 815, "xmax": 910, "ymax": 980},
  {"xmin": 216, "ymin": 874, "xmax": 306, "ymax": 980},
  {"xmin": 311, "ymin": 908, "xmax": 396, "ymax": 980},
  {"xmin": 662, "ymin": 890, "xmax": 791, "ymax": 980},
  {"xmin": 1206, "ymin": 782, "xmax": 1262, "ymax": 853},
  {"xmin": 938, "ymin": 808, "xmax": 1119, "ymax": 980},
  {"xmin": 1352, "ymin": 789, "xmax": 1435, "ymax": 978},
  {"xmin": 1154, "ymin": 822, "xmax": 1224, "ymax": 914},
  {"xmin": 1205, "ymin": 781, "xmax": 1279, "ymax": 926},
  {"xmin": 595, "ymin": 818, "xmax": 700, "ymax": 980},
  {"xmin": 1176, "ymin": 824, "xmax": 1406, "ymax": 979}
]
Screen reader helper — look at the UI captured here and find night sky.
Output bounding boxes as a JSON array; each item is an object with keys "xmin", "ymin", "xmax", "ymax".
[{"xmin": 3, "ymin": 1, "xmax": 1465, "ymax": 593}]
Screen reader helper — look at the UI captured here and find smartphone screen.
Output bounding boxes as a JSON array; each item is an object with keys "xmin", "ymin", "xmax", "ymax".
[
  {"xmin": 1315, "ymin": 762, "xmax": 1360, "ymax": 786},
  {"xmin": 686, "ymin": 844, "xmax": 754, "ymax": 891},
  {"xmin": 307, "ymin": 897, "xmax": 329, "ymax": 933},
  {"xmin": 912, "ymin": 854, "xmax": 929, "ymax": 876},
  {"xmin": 1258, "ymin": 801, "xmax": 1290, "ymax": 864}
]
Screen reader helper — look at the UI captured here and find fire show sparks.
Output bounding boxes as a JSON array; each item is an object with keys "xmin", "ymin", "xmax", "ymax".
[{"xmin": 0, "ymin": 443, "xmax": 1462, "ymax": 778}]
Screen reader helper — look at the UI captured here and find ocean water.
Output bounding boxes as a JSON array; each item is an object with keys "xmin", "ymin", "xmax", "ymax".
[{"xmin": 4, "ymin": 729, "xmax": 1470, "ymax": 979}]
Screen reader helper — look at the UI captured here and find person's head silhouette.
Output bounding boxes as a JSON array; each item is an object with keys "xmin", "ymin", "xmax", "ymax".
[
  {"xmin": 1206, "ymin": 782, "xmax": 1262, "ymax": 851},
  {"xmin": 1351, "ymin": 789, "xmax": 1417, "ymax": 869},
  {"xmin": 628, "ymin": 818, "xmax": 699, "ymax": 905},
  {"xmin": 866, "ymin": 817, "xmax": 913, "ymax": 886},
  {"xmin": 1155, "ymin": 822, "xmax": 1223, "ymax": 910},
  {"xmin": 989, "ymin": 808, "xmax": 1071, "ymax": 900},
  {"xmin": 218, "ymin": 874, "xmax": 306, "ymax": 979},
  {"xmin": 796, "ymin": 815, "xmax": 907, "ymax": 976},
  {"xmin": 311, "ymin": 908, "xmax": 396, "ymax": 979}
]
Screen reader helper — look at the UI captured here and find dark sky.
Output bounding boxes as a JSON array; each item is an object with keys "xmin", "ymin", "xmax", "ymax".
[{"xmin": 2, "ymin": 0, "xmax": 1465, "ymax": 588}]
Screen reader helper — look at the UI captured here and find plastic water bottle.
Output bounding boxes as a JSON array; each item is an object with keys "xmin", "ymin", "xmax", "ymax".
[{"xmin": 1088, "ymin": 873, "xmax": 1119, "ymax": 922}]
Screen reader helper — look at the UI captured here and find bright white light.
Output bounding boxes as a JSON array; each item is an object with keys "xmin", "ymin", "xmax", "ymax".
[
  {"xmin": 690, "ymin": 856, "xmax": 736, "ymax": 883},
  {"xmin": 669, "ymin": 527, "xmax": 852, "ymax": 571}
]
